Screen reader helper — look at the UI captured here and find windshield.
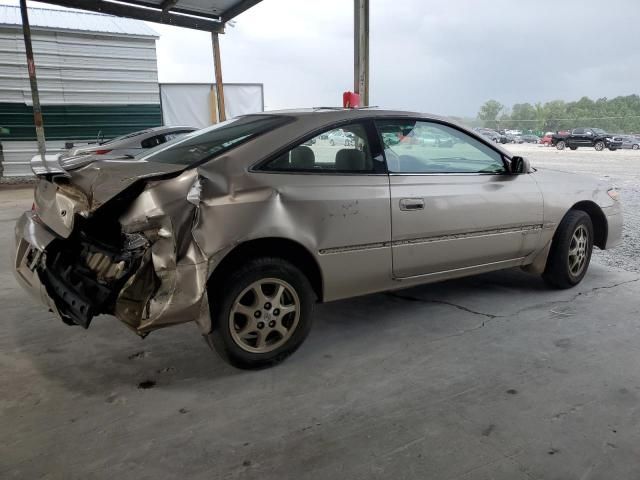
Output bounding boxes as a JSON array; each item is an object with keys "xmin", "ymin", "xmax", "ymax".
[
  {"xmin": 592, "ymin": 128, "xmax": 608, "ymax": 135},
  {"xmin": 138, "ymin": 115, "xmax": 288, "ymax": 166}
]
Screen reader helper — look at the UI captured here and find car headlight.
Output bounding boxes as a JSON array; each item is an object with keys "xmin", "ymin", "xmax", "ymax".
[
  {"xmin": 605, "ymin": 137, "xmax": 612, "ymax": 141},
  {"xmin": 607, "ymin": 187, "xmax": 620, "ymax": 201}
]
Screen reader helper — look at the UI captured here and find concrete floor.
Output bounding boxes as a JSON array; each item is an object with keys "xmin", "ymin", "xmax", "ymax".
[{"xmin": 2, "ymin": 187, "xmax": 640, "ymax": 480}]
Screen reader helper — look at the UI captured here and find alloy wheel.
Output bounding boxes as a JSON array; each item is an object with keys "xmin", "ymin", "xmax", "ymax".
[
  {"xmin": 229, "ymin": 278, "xmax": 300, "ymax": 353},
  {"xmin": 568, "ymin": 225, "xmax": 589, "ymax": 276}
]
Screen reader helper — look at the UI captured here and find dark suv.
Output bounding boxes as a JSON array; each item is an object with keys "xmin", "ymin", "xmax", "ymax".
[{"xmin": 551, "ymin": 128, "xmax": 622, "ymax": 151}]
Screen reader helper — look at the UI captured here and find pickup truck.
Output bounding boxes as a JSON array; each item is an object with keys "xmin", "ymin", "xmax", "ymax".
[{"xmin": 551, "ymin": 128, "xmax": 622, "ymax": 151}]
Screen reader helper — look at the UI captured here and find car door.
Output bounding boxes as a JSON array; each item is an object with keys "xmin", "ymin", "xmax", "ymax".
[
  {"xmin": 376, "ymin": 119, "xmax": 544, "ymax": 278},
  {"xmin": 569, "ymin": 128, "xmax": 585, "ymax": 146},
  {"xmin": 256, "ymin": 120, "xmax": 391, "ymax": 301}
]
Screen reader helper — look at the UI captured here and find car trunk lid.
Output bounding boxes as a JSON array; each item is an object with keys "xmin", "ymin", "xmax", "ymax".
[{"xmin": 32, "ymin": 155, "xmax": 185, "ymax": 238}]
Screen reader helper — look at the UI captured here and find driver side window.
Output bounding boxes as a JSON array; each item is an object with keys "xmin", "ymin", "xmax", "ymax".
[
  {"xmin": 263, "ymin": 123, "xmax": 374, "ymax": 173},
  {"xmin": 376, "ymin": 120, "xmax": 506, "ymax": 174}
]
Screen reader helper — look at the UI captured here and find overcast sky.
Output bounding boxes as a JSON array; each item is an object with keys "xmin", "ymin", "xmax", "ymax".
[{"xmin": 6, "ymin": 0, "xmax": 640, "ymax": 116}]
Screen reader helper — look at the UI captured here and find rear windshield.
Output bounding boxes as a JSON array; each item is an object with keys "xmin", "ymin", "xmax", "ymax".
[
  {"xmin": 105, "ymin": 129, "xmax": 152, "ymax": 144},
  {"xmin": 139, "ymin": 115, "xmax": 287, "ymax": 166}
]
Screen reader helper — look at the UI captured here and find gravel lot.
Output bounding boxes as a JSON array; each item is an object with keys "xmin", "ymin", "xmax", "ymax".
[{"xmin": 504, "ymin": 143, "xmax": 640, "ymax": 272}]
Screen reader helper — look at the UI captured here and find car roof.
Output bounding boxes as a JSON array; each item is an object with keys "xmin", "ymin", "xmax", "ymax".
[
  {"xmin": 248, "ymin": 108, "xmax": 480, "ymax": 139},
  {"xmin": 252, "ymin": 108, "xmax": 444, "ymax": 122}
]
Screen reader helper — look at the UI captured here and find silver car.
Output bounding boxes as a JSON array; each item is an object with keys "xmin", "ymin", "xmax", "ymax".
[
  {"xmin": 13, "ymin": 109, "xmax": 623, "ymax": 369},
  {"xmin": 327, "ymin": 130, "xmax": 354, "ymax": 146},
  {"xmin": 615, "ymin": 135, "xmax": 640, "ymax": 150},
  {"xmin": 63, "ymin": 126, "xmax": 197, "ymax": 158}
]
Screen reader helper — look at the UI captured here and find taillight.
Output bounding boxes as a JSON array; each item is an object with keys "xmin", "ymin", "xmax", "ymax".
[{"xmin": 94, "ymin": 149, "xmax": 112, "ymax": 155}]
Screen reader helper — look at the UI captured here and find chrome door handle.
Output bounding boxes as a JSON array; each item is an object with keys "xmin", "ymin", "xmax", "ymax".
[{"xmin": 399, "ymin": 198, "xmax": 424, "ymax": 211}]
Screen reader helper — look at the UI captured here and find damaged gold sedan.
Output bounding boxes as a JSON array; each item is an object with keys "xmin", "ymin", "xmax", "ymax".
[{"xmin": 14, "ymin": 109, "xmax": 623, "ymax": 368}]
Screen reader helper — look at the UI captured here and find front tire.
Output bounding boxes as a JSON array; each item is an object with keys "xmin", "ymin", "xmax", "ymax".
[
  {"xmin": 594, "ymin": 141, "xmax": 605, "ymax": 151},
  {"xmin": 556, "ymin": 141, "xmax": 566, "ymax": 150},
  {"xmin": 542, "ymin": 210, "xmax": 594, "ymax": 289},
  {"xmin": 206, "ymin": 257, "xmax": 315, "ymax": 369},
  {"xmin": 569, "ymin": 146, "xmax": 577, "ymax": 150},
  {"xmin": 329, "ymin": 139, "xmax": 335, "ymax": 146},
  {"xmin": 633, "ymin": 144, "xmax": 639, "ymax": 150}
]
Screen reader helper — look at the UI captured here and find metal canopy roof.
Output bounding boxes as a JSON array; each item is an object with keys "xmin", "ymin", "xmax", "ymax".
[
  {"xmin": 34, "ymin": 0, "xmax": 263, "ymax": 32},
  {"xmin": 0, "ymin": 4, "xmax": 158, "ymax": 37}
]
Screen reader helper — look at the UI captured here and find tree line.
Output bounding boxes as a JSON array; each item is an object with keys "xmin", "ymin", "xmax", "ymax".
[{"xmin": 477, "ymin": 95, "xmax": 640, "ymax": 134}]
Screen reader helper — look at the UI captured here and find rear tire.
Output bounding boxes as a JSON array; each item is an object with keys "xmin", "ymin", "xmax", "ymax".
[
  {"xmin": 205, "ymin": 257, "xmax": 315, "ymax": 369},
  {"xmin": 542, "ymin": 210, "xmax": 594, "ymax": 289},
  {"xmin": 633, "ymin": 144, "xmax": 639, "ymax": 150},
  {"xmin": 569, "ymin": 146, "xmax": 577, "ymax": 150},
  {"xmin": 556, "ymin": 141, "xmax": 566, "ymax": 150}
]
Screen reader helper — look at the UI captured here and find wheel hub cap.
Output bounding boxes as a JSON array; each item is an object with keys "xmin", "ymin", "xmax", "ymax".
[
  {"xmin": 568, "ymin": 226, "xmax": 589, "ymax": 276},
  {"xmin": 229, "ymin": 278, "xmax": 300, "ymax": 354}
]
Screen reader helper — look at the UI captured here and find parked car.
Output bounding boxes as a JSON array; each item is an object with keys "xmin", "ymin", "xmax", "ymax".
[
  {"xmin": 551, "ymin": 128, "xmax": 622, "ymax": 151},
  {"xmin": 62, "ymin": 126, "xmax": 197, "ymax": 158},
  {"xmin": 476, "ymin": 128, "xmax": 502, "ymax": 143},
  {"xmin": 540, "ymin": 132, "xmax": 554, "ymax": 146},
  {"xmin": 616, "ymin": 135, "xmax": 640, "ymax": 150},
  {"xmin": 520, "ymin": 134, "xmax": 540, "ymax": 144},
  {"xmin": 435, "ymin": 134, "xmax": 455, "ymax": 147},
  {"xmin": 327, "ymin": 130, "xmax": 354, "ymax": 146},
  {"xmin": 16, "ymin": 109, "xmax": 623, "ymax": 369},
  {"xmin": 414, "ymin": 132, "xmax": 454, "ymax": 147}
]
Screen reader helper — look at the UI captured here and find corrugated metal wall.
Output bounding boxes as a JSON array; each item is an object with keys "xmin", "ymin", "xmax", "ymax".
[
  {"xmin": 0, "ymin": 25, "xmax": 162, "ymax": 177},
  {"xmin": 0, "ymin": 104, "xmax": 161, "ymax": 140},
  {"xmin": 0, "ymin": 28, "xmax": 160, "ymax": 105},
  {"xmin": 1, "ymin": 140, "xmax": 69, "ymax": 177}
]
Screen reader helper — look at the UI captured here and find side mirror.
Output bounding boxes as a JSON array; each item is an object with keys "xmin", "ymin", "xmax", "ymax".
[{"xmin": 511, "ymin": 156, "xmax": 530, "ymax": 174}]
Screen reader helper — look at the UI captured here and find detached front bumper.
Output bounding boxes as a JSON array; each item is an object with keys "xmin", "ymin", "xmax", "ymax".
[{"xmin": 13, "ymin": 211, "xmax": 64, "ymax": 319}]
